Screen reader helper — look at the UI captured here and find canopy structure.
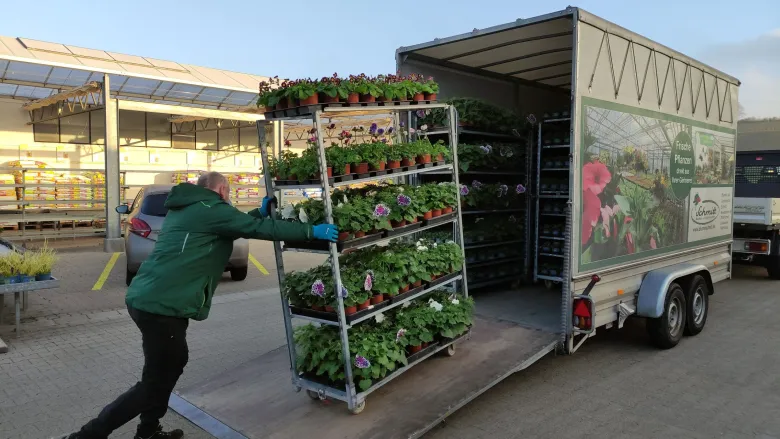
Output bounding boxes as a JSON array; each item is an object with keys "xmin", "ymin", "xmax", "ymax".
[{"xmin": 0, "ymin": 36, "xmax": 262, "ymax": 109}]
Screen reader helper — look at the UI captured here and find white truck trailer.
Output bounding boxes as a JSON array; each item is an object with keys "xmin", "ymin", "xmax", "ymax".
[{"xmin": 169, "ymin": 8, "xmax": 740, "ymax": 439}]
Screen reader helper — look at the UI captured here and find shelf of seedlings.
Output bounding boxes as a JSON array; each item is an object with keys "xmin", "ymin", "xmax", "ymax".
[
  {"xmin": 415, "ymin": 107, "xmax": 533, "ymax": 290},
  {"xmin": 257, "ymin": 102, "xmax": 470, "ymax": 414},
  {"xmin": 534, "ymin": 110, "xmax": 572, "ymax": 287}
]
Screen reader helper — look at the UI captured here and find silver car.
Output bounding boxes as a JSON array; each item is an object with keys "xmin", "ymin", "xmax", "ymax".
[{"xmin": 116, "ymin": 184, "xmax": 249, "ymax": 286}]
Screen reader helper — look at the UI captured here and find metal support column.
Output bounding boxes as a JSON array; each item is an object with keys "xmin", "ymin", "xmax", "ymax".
[{"xmin": 103, "ymin": 75, "xmax": 124, "ymax": 252}]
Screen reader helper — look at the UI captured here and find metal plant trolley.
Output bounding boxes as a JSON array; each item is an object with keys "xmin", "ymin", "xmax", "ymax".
[
  {"xmin": 257, "ymin": 102, "xmax": 469, "ymax": 414},
  {"xmin": 0, "ymin": 278, "xmax": 60, "ymax": 338}
]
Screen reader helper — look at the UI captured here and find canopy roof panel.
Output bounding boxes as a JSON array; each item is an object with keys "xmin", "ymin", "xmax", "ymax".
[{"xmin": 0, "ymin": 36, "xmax": 262, "ymax": 109}]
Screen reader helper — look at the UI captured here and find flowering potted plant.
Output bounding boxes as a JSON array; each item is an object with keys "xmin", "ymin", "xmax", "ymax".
[
  {"xmin": 284, "ymin": 79, "xmax": 319, "ymax": 106},
  {"xmin": 333, "ymin": 197, "xmax": 374, "ymax": 238},
  {"xmin": 438, "ymin": 182, "xmax": 458, "ymax": 213},
  {"xmin": 420, "ymin": 76, "xmax": 439, "ymax": 100},
  {"xmin": 356, "ymin": 142, "xmax": 388, "ymax": 171},
  {"xmin": 395, "ymin": 302, "xmax": 436, "ymax": 353},
  {"xmin": 257, "ymin": 76, "xmax": 283, "ymax": 111},
  {"xmin": 290, "ymin": 147, "xmax": 321, "ymax": 180},
  {"xmin": 340, "ymin": 267, "xmax": 372, "ymax": 313},
  {"xmin": 349, "ymin": 74, "xmax": 383, "ymax": 102},
  {"xmin": 316, "ymin": 74, "xmax": 348, "ymax": 103},
  {"xmin": 326, "ymin": 144, "xmax": 358, "ymax": 176}
]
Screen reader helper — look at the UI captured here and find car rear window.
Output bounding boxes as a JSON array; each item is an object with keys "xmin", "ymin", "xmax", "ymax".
[{"xmin": 140, "ymin": 193, "xmax": 170, "ymax": 217}]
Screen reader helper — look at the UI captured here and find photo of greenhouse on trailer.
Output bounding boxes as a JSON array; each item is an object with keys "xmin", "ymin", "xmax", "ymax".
[{"xmin": 579, "ymin": 99, "xmax": 736, "ymax": 272}]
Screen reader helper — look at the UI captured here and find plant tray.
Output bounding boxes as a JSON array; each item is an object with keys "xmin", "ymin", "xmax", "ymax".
[
  {"xmin": 273, "ymin": 179, "xmax": 301, "ymax": 186},
  {"xmin": 423, "ymin": 211, "xmax": 457, "ymax": 227},
  {"xmin": 390, "ymin": 284, "xmax": 425, "ymax": 304},
  {"xmin": 334, "ymin": 174, "xmax": 354, "ymax": 182},
  {"xmin": 306, "ymin": 177, "xmax": 336, "ymax": 186},
  {"xmin": 385, "ymin": 221, "xmax": 423, "ymax": 237},
  {"xmin": 264, "ymin": 100, "xmax": 439, "ymax": 119},
  {"xmin": 426, "ymin": 271, "xmax": 461, "ymax": 289},
  {"xmin": 405, "ymin": 341, "xmax": 441, "ymax": 363},
  {"xmin": 289, "ymin": 299, "xmax": 391, "ymax": 324},
  {"xmin": 284, "ymin": 231, "xmax": 384, "ymax": 253}
]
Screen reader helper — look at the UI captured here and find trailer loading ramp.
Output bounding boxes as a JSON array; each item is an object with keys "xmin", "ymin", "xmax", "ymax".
[{"xmin": 170, "ymin": 313, "xmax": 558, "ymax": 439}]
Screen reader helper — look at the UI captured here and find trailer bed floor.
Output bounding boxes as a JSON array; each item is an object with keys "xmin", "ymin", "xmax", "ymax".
[{"xmin": 172, "ymin": 316, "xmax": 558, "ymax": 439}]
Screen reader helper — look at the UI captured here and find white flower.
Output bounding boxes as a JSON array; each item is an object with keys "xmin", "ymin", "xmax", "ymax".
[
  {"xmin": 433, "ymin": 242, "xmax": 438, "ymax": 248},
  {"xmin": 281, "ymin": 204, "xmax": 295, "ymax": 219},
  {"xmin": 428, "ymin": 299, "xmax": 443, "ymax": 312},
  {"xmin": 417, "ymin": 245, "xmax": 428, "ymax": 251},
  {"xmin": 402, "ymin": 301, "xmax": 411, "ymax": 308},
  {"xmin": 367, "ymin": 190, "xmax": 377, "ymax": 197},
  {"xmin": 451, "ymin": 298, "xmax": 460, "ymax": 305},
  {"xmin": 420, "ymin": 124, "xmax": 428, "ymax": 131},
  {"xmin": 374, "ymin": 313, "xmax": 385, "ymax": 323},
  {"xmin": 298, "ymin": 209, "xmax": 309, "ymax": 223},
  {"xmin": 446, "ymin": 239, "xmax": 455, "ymax": 244}
]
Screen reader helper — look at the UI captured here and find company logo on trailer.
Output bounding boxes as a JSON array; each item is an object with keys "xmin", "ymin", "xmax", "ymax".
[{"xmin": 691, "ymin": 193, "xmax": 719, "ymax": 225}]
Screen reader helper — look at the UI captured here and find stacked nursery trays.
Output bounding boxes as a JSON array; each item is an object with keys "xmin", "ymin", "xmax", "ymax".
[
  {"xmin": 535, "ymin": 110, "xmax": 571, "ymax": 288},
  {"xmin": 0, "ymin": 173, "xmax": 19, "ymax": 214},
  {"xmin": 259, "ymin": 90, "xmax": 470, "ymax": 413},
  {"xmin": 226, "ymin": 172, "xmax": 261, "ymax": 205},
  {"xmin": 414, "ymin": 98, "xmax": 534, "ymax": 289},
  {"xmin": 54, "ymin": 174, "xmax": 94, "ymax": 209},
  {"xmin": 171, "ymin": 171, "xmax": 203, "ymax": 184}
]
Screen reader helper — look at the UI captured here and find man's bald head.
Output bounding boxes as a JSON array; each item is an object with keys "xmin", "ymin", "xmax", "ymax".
[{"xmin": 197, "ymin": 172, "xmax": 230, "ymax": 201}]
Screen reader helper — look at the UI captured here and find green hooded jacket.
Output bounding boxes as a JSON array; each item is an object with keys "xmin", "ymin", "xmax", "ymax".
[{"xmin": 125, "ymin": 183, "xmax": 312, "ymax": 320}]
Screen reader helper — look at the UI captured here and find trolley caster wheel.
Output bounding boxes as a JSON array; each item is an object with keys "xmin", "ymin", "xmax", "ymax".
[
  {"xmin": 443, "ymin": 343, "xmax": 456, "ymax": 357},
  {"xmin": 350, "ymin": 400, "xmax": 366, "ymax": 415},
  {"xmin": 294, "ymin": 386, "xmax": 302, "ymax": 393},
  {"xmin": 307, "ymin": 390, "xmax": 323, "ymax": 401}
]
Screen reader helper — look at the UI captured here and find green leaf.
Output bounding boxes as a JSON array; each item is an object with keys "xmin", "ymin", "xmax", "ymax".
[
  {"xmin": 613, "ymin": 195, "xmax": 631, "ymax": 215},
  {"xmin": 359, "ymin": 379, "xmax": 373, "ymax": 391}
]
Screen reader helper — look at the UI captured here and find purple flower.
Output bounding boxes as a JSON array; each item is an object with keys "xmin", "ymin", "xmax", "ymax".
[
  {"xmin": 516, "ymin": 184, "xmax": 526, "ymax": 194},
  {"xmin": 395, "ymin": 328, "xmax": 406, "ymax": 343},
  {"xmin": 308, "ymin": 136, "xmax": 317, "ymax": 143},
  {"xmin": 497, "ymin": 184, "xmax": 508, "ymax": 197},
  {"xmin": 373, "ymin": 203, "xmax": 390, "ymax": 217},
  {"xmin": 380, "ymin": 138, "xmax": 388, "ymax": 143},
  {"xmin": 364, "ymin": 274, "xmax": 373, "ymax": 291},
  {"xmin": 460, "ymin": 185, "xmax": 469, "ymax": 196},
  {"xmin": 340, "ymin": 284, "xmax": 349, "ymax": 298},
  {"xmin": 472, "ymin": 180, "xmax": 483, "ymax": 189},
  {"xmin": 479, "ymin": 144, "xmax": 492, "ymax": 154},
  {"xmin": 397, "ymin": 194, "xmax": 411, "ymax": 207},
  {"xmin": 387, "ymin": 126, "xmax": 394, "ymax": 134},
  {"xmin": 377, "ymin": 128, "xmax": 385, "ymax": 136},
  {"xmin": 366, "ymin": 269, "xmax": 375, "ymax": 282},
  {"xmin": 327, "ymin": 123, "xmax": 336, "ymax": 129},
  {"xmin": 527, "ymin": 114, "xmax": 537, "ymax": 124},
  {"xmin": 355, "ymin": 355, "xmax": 371, "ymax": 369},
  {"xmin": 399, "ymin": 121, "xmax": 405, "ymax": 128},
  {"xmin": 311, "ymin": 280, "xmax": 325, "ymax": 297},
  {"xmin": 416, "ymin": 109, "xmax": 426, "ymax": 118},
  {"xmin": 369, "ymin": 123, "xmax": 378, "ymax": 134}
]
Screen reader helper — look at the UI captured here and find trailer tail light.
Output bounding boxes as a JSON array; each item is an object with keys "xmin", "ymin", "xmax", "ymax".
[
  {"xmin": 573, "ymin": 298, "xmax": 593, "ymax": 330},
  {"xmin": 129, "ymin": 218, "xmax": 151, "ymax": 238},
  {"xmin": 745, "ymin": 241, "xmax": 769, "ymax": 253}
]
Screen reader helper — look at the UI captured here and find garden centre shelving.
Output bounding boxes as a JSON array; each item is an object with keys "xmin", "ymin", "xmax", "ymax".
[
  {"xmin": 257, "ymin": 102, "xmax": 468, "ymax": 414},
  {"xmin": 534, "ymin": 111, "xmax": 572, "ymax": 287},
  {"xmin": 420, "ymin": 122, "xmax": 533, "ymax": 289}
]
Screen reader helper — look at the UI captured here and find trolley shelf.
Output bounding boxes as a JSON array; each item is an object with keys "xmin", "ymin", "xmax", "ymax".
[
  {"xmin": 273, "ymin": 163, "xmax": 454, "ymax": 190},
  {"xmin": 424, "ymin": 128, "xmax": 522, "ymax": 141},
  {"xmin": 283, "ymin": 215, "xmax": 457, "ymax": 254},
  {"xmin": 542, "ymin": 144, "xmax": 571, "ymax": 149},
  {"xmin": 461, "ymin": 208, "xmax": 524, "ymax": 215},
  {"xmin": 539, "ymin": 193, "xmax": 569, "ymax": 199},
  {"xmin": 539, "ymin": 252, "xmax": 564, "ymax": 258},
  {"xmin": 464, "ymin": 239, "xmax": 523, "ymax": 249},
  {"xmin": 540, "ymin": 168, "xmax": 570, "ymax": 171},
  {"xmin": 543, "ymin": 117, "xmax": 571, "ymax": 123},
  {"xmin": 540, "ymin": 212, "xmax": 566, "ymax": 217},
  {"xmin": 536, "ymin": 274, "xmax": 564, "ymax": 282},
  {"xmin": 539, "ymin": 236, "xmax": 565, "ymax": 241},
  {"xmin": 468, "ymin": 275, "xmax": 521, "ymax": 289},
  {"xmin": 467, "ymin": 256, "xmax": 523, "ymax": 268},
  {"xmin": 289, "ymin": 273, "xmax": 463, "ymax": 327}
]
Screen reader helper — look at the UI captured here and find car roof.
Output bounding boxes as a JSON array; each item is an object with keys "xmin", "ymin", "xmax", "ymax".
[{"xmin": 143, "ymin": 184, "xmax": 174, "ymax": 195}]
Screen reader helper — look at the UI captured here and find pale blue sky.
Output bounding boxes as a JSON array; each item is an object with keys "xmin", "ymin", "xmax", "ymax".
[{"xmin": 3, "ymin": 0, "xmax": 778, "ymax": 117}]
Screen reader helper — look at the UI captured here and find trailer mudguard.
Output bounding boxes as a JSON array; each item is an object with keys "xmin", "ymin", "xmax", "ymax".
[{"xmin": 637, "ymin": 263, "xmax": 709, "ymax": 318}]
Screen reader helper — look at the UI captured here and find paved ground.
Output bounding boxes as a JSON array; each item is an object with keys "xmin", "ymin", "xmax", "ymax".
[{"xmin": 1, "ymin": 244, "xmax": 779, "ymax": 439}]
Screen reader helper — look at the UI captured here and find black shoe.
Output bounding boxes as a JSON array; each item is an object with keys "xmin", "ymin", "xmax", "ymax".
[{"xmin": 134, "ymin": 425, "xmax": 184, "ymax": 439}]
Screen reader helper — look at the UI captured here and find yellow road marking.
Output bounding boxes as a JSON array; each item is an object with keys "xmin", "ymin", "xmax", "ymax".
[
  {"xmin": 249, "ymin": 254, "xmax": 269, "ymax": 276},
  {"xmin": 92, "ymin": 252, "xmax": 121, "ymax": 290}
]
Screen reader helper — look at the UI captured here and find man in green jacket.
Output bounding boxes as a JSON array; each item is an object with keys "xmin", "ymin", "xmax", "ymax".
[{"xmin": 62, "ymin": 172, "xmax": 337, "ymax": 439}]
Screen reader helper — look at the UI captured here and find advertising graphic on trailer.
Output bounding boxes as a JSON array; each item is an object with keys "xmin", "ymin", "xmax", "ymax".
[{"xmin": 579, "ymin": 98, "xmax": 735, "ymax": 271}]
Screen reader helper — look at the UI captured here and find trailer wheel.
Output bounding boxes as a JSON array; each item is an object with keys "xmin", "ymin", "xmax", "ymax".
[
  {"xmin": 307, "ymin": 390, "xmax": 324, "ymax": 401},
  {"xmin": 350, "ymin": 400, "xmax": 366, "ymax": 415},
  {"xmin": 443, "ymin": 343, "xmax": 456, "ymax": 357},
  {"xmin": 646, "ymin": 283, "xmax": 686, "ymax": 349},
  {"xmin": 684, "ymin": 275, "xmax": 709, "ymax": 336}
]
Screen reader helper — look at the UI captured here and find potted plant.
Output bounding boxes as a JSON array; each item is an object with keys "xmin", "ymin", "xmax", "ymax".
[
  {"xmin": 326, "ymin": 144, "xmax": 357, "ymax": 176},
  {"xmin": 340, "ymin": 267, "xmax": 372, "ymax": 313},
  {"xmin": 356, "ymin": 142, "xmax": 388, "ymax": 171},
  {"xmin": 333, "ymin": 197, "xmax": 373, "ymax": 238},
  {"xmin": 394, "ymin": 75, "xmax": 419, "ymax": 102},
  {"xmin": 412, "ymin": 138, "xmax": 434, "ymax": 164},
  {"xmin": 317, "ymin": 74, "xmax": 348, "ymax": 103},
  {"xmin": 376, "ymin": 74, "xmax": 397, "ymax": 102},
  {"xmin": 284, "ymin": 79, "xmax": 319, "ymax": 106},
  {"xmin": 349, "ymin": 74, "xmax": 383, "ymax": 103},
  {"xmin": 395, "ymin": 303, "xmax": 436, "ymax": 354},
  {"xmin": 343, "ymin": 76, "xmax": 362, "ymax": 103},
  {"xmin": 421, "ymin": 76, "xmax": 439, "ymax": 101},
  {"xmin": 290, "ymin": 148, "xmax": 320, "ymax": 181},
  {"xmin": 438, "ymin": 182, "xmax": 458, "ymax": 214},
  {"xmin": 257, "ymin": 76, "xmax": 283, "ymax": 111},
  {"xmin": 33, "ymin": 246, "xmax": 57, "ymax": 281},
  {"xmin": 0, "ymin": 255, "xmax": 12, "ymax": 284}
]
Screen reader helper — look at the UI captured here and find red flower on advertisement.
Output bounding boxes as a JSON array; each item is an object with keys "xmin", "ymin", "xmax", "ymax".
[
  {"xmin": 582, "ymin": 161, "xmax": 612, "ymax": 195},
  {"xmin": 582, "ymin": 188, "xmax": 601, "ymax": 245}
]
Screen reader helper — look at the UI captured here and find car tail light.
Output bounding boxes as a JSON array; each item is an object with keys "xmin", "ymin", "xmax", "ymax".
[
  {"xmin": 745, "ymin": 241, "xmax": 769, "ymax": 253},
  {"xmin": 129, "ymin": 218, "xmax": 151, "ymax": 238}
]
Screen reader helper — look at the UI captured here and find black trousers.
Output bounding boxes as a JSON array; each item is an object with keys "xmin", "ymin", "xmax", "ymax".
[{"xmin": 79, "ymin": 306, "xmax": 189, "ymax": 439}]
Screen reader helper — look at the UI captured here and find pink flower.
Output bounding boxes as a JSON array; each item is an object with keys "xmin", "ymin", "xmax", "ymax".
[
  {"xmin": 582, "ymin": 188, "xmax": 601, "ymax": 245},
  {"xmin": 600, "ymin": 205, "xmax": 619, "ymax": 238},
  {"xmin": 650, "ymin": 235, "xmax": 657, "ymax": 249},
  {"xmin": 582, "ymin": 161, "xmax": 612, "ymax": 195}
]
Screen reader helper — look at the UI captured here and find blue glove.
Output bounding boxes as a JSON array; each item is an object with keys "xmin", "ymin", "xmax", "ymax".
[
  {"xmin": 259, "ymin": 196, "xmax": 276, "ymax": 218},
  {"xmin": 312, "ymin": 224, "xmax": 339, "ymax": 242}
]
